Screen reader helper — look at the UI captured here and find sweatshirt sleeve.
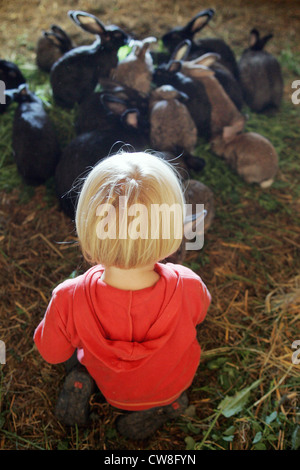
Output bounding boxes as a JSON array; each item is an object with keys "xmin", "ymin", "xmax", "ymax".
[
  {"xmin": 34, "ymin": 284, "xmax": 76, "ymax": 364},
  {"xmin": 196, "ymin": 278, "xmax": 211, "ymax": 325}
]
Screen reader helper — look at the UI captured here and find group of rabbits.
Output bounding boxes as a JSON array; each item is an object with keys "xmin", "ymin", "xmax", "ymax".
[{"xmin": 1, "ymin": 8, "xmax": 283, "ymax": 256}]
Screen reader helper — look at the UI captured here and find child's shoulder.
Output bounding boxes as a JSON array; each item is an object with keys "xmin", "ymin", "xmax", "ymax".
[
  {"xmin": 52, "ymin": 265, "xmax": 103, "ymax": 297},
  {"xmin": 163, "ymin": 262, "xmax": 203, "ymax": 282}
]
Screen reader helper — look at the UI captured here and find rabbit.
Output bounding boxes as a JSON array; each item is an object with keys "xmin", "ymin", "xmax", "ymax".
[
  {"xmin": 149, "ymin": 84, "xmax": 198, "ymax": 154},
  {"xmin": 171, "ymin": 39, "xmax": 243, "ymax": 111},
  {"xmin": 50, "ymin": 10, "xmax": 129, "ymax": 108},
  {"xmin": 184, "ymin": 178, "xmax": 215, "ymax": 233},
  {"xmin": 153, "ymin": 58, "xmax": 212, "ymax": 140},
  {"xmin": 0, "ymin": 59, "xmax": 26, "ymax": 113},
  {"xmin": 36, "ymin": 24, "xmax": 75, "ymax": 72},
  {"xmin": 210, "ymin": 132, "xmax": 279, "ymax": 187},
  {"xmin": 165, "ymin": 178, "xmax": 215, "ymax": 264},
  {"xmin": 197, "ymin": 53, "xmax": 243, "ymax": 111},
  {"xmin": 55, "ymin": 101, "xmax": 149, "ymax": 219},
  {"xmin": 238, "ymin": 29, "xmax": 284, "ymax": 112},
  {"xmin": 162, "ymin": 9, "xmax": 239, "ymax": 80},
  {"xmin": 5, "ymin": 84, "xmax": 61, "ymax": 185},
  {"xmin": 179, "ymin": 53, "xmax": 246, "ymax": 142},
  {"xmin": 75, "ymin": 80, "xmax": 150, "ymax": 135},
  {"xmin": 110, "ymin": 37, "xmax": 157, "ymax": 95}
]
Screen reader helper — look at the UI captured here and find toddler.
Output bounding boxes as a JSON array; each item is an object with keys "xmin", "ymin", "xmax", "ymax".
[{"xmin": 34, "ymin": 151, "xmax": 211, "ymax": 440}]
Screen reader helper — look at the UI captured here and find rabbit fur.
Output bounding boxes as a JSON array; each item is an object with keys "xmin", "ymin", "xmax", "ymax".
[
  {"xmin": 50, "ymin": 10, "xmax": 129, "ymax": 108},
  {"xmin": 110, "ymin": 37, "xmax": 157, "ymax": 95},
  {"xmin": 211, "ymin": 132, "xmax": 279, "ymax": 187},
  {"xmin": 36, "ymin": 24, "xmax": 75, "ymax": 72},
  {"xmin": 238, "ymin": 29, "xmax": 283, "ymax": 112}
]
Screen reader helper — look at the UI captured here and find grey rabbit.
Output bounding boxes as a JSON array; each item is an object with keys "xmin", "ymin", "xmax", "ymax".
[
  {"xmin": 211, "ymin": 132, "xmax": 279, "ymax": 187},
  {"xmin": 149, "ymin": 84, "xmax": 198, "ymax": 154},
  {"xmin": 5, "ymin": 84, "xmax": 61, "ymax": 185},
  {"xmin": 55, "ymin": 99, "xmax": 149, "ymax": 219},
  {"xmin": 110, "ymin": 37, "xmax": 157, "ymax": 95},
  {"xmin": 0, "ymin": 59, "xmax": 26, "ymax": 113},
  {"xmin": 180, "ymin": 53, "xmax": 246, "ymax": 142},
  {"xmin": 162, "ymin": 9, "xmax": 239, "ymax": 80},
  {"xmin": 50, "ymin": 10, "xmax": 129, "ymax": 108},
  {"xmin": 238, "ymin": 28, "xmax": 283, "ymax": 112},
  {"xmin": 36, "ymin": 24, "xmax": 75, "ymax": 72}
]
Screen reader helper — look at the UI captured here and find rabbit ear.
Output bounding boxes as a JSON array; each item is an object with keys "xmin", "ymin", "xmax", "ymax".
[
  {"xmin": 190, "ymin": 52, "xmax": 221, "ymax": 67},
  {"xmin": 249, "ymin": 28, "xmax": 260, "ymax": 47},
  {"xmin": 135, "ymin": 37, "xmax": 157, "ymax": 59},
  {"xmin": 122, "ymin": 109, "xmax": 139, "ymax": 129},
  {"xmin": 51, "ymin": 25, "xmax": 68, "ymax": 39},
  {"xmin": 68, "ymin": 10, "xmax": 106, "ymax": 36},
  {"xmin": 182, "ymin": 63, "xmax": 215, "ymax": 78},
  {"xmin": 186, "ymin": 8, "xmax": 215, "ymax": 35},
  {"xmin": 101, "ymin": 94, "xmax": 128, "ymax": 115},
  {"xmin": 43, "ymin": 31, "xmax": 63, "ymax": 47},
  {"xmin": 170, "ymin": 39, "xmax": 192, "ymax": 61},
  {"xmin": 50, "ymin": 25, "xmax": 73, "ymax": 46},
  {"xmin": 167, "ymin": 60, "xmax": 182, "ymax": 73},
  {"xmin": 222, "ymin": 117, "xmax": 246, "ymax": 143},
  {"xmin": 259, "ymin": 33, "xmax": 273, "ymax": 49}
]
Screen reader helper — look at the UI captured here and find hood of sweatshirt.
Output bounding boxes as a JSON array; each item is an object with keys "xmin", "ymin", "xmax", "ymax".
[{"xmin": 73, "ymin": 263, "xmax": 183, "ymax": 372}]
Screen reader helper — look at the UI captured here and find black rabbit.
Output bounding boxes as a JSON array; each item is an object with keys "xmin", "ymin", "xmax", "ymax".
[
  {"xmin": 0, "ymin": 60, "xmax": 26, "ymax": 113},
  {"xmin": 55, "ymin": 99, "xmax": 149, "ymax": 219},
  {"xmin": 75, "ymin": 82, "xmax": 149, "ymax": 135},
  {"xmin": 50, "ymin": 10, "xmax": 129, "ymax": 108},
  {"xmin": 5, "ymin": 84, "xmax": 61, "ymax": 185},
  {"xmin": 238, "ymin": 29, "xmax": 283, "ymax": 112},
  {"xmin": 36, "ymin": 24, "xmax": 75, "ymax": 72},
  {"xmin": 162, "ymin": 9, "xmax": 239, "ymax": 80}
]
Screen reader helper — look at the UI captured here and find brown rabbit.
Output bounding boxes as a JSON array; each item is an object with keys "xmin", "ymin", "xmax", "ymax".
[
  {"xmin": 36, "ymin": 25, "xmax": 75, "ymax": 72},
  {"xmin": 110, "ymin": 37, "xmax": 157, "ymax": 95},
  {"xmin": 211, "ymin": 132, "xmax": 279, "ymax": 188},
  {"xmin": 180, "ymin": 54, "xmax": 246, "ymax": 142},
  {"xmin": 149, "ymin": 85, "xmax": 198, "ymax": 154}
]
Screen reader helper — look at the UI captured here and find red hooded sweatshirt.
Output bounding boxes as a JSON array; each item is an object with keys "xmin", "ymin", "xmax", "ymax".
[{"xmin": 34, "ymin": 262, "xmax": 211, "ymax": 410}]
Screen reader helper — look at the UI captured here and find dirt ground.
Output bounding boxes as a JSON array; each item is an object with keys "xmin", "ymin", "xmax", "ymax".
[
  {"xmin": 1, "ymin": 0, "xmax": 300, "ymax": 59},
  {"xmin": 0, "ymin": 0, "xmax": 300, "ymax": 452}
]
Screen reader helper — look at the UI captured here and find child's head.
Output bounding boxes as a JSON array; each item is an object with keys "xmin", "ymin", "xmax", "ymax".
[{"xmin": 75, "ymin": 151, "xmax": 185, "ymax": 268}]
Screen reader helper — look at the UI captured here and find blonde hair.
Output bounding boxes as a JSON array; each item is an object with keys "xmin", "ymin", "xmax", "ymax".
[{"xmin": 75, "ymin": 151, "xmax": 185, "ymax": 268}]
